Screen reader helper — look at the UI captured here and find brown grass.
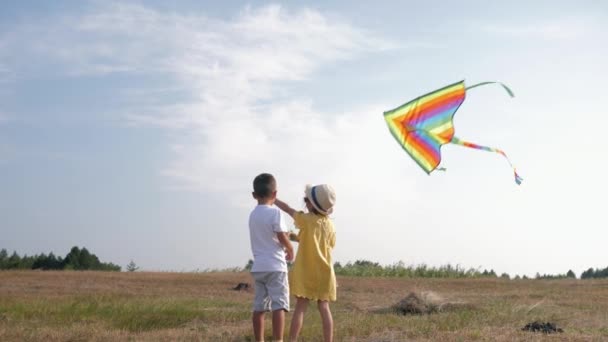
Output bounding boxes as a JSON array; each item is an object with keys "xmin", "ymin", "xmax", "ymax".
[{"xmin": 1, "ymin": 271, "xmax": 607, "ymax": 341}]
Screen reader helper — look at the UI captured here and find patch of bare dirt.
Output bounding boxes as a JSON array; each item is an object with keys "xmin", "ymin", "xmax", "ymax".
[{"xmin": 390, "ymin": 291, "xmax": 474, "ymax": 315}]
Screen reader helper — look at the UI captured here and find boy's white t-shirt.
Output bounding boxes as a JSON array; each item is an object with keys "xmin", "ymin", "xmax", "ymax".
[{"xmin": 249, "ymin": 204, "xmax": 288, "ymax": 272}]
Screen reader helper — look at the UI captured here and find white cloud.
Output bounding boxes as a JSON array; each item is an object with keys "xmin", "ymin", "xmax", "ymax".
[
  {"xmin": 30, "ymin": 3, "xmax": 396, "ymax": 196},
  {"xmin": 0, "ymin": 3, "xmax": 399, "ymax": 193},
  {"xmin": 0, "ymin": 2, "xmax": 410, "ymax": 205}
]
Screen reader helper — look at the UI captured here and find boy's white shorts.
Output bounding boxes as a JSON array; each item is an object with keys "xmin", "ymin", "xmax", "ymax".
[{"xmin": 251, "ymin": 271, "xmax": 290, "ymax": 312}]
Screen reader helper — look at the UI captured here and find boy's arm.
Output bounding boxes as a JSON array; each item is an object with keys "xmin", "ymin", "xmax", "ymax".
[
  {"xmin": 274, "ymin": 199, "xmax": 296, "ymax": 218},
  {"xmin": 277, "ymin": 232, "xmax": 294, "ymax": 262}
]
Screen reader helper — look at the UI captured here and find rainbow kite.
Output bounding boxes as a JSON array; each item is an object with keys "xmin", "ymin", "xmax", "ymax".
[{"xmin": 383, "ymin": 80, "xmax": 522, "ymax": 184}]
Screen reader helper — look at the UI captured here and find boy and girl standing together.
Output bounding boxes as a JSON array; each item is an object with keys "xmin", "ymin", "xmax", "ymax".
[{"xmin": 248, "ymin": 173, "xmax": 337, "ymax": 342}]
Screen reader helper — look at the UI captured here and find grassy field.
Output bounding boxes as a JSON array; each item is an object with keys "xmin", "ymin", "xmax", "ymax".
[{"xmin": 0, "ymin": 271, "xmax": 607, "ymax": 341}]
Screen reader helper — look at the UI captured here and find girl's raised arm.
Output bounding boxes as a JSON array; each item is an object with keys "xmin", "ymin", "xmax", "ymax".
[{"xmin": 274, "ymin": 198, "xmax": 296, "ymax": 218}]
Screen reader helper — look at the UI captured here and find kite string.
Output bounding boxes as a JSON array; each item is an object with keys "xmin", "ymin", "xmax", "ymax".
[
  {"xmin": 450, "ymin": 136, "xmax": 523, "ymax": 185},
  {"xmin": 466, "ymin": 81, "xmax": 515, "ymax": 98},
  {"xmin": 459, "ymin": 81, "xmax": 520, "ymax": 183}
]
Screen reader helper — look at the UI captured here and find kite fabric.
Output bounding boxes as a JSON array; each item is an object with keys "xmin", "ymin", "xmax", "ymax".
[{"xmin": 383, "ymin": 80, "xmax": 522, "ymax": 185}]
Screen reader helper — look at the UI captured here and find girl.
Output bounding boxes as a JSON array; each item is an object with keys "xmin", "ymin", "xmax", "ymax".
[{"xmin": 275, "ymin": 184, "xmax": 337, "ymax": 342}]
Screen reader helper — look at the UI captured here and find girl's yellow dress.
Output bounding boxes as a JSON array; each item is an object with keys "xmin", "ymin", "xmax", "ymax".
[{"xmin": 289, "ymin": 211, "xmax": 336, "ymax": 301}]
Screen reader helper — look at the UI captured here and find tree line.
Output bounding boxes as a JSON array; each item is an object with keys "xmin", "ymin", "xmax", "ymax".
[
  {"xmin": 331, "ymin": 260, "xmax": 608, "ymax": 280},
  {"xmin": 581, "ymin": 267, "xmax": 608, "ymax": 279},
  {"xmin": 332, "ymin": 260, "xmax": 608, "ymax": 280},
  {"xmin": 0, "ymin": 246, "xmax": 121, "ymax": 271},
  {"xmin": 332, "ymin": 260, "xmax": 504, "ymax": 278},
  {"xmin": 258, "ymin": 259, "xmax": 608, "ymax": 280}
]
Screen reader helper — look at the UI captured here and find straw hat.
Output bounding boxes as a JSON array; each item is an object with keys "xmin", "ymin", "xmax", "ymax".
[{"xmin": 305, "ymin": 184, "xmax": 336, "ymax": 215}]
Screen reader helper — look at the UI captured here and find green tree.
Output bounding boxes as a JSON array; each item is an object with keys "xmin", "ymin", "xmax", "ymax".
[
  {"xmin": 581, "ymin": 266, "xmax": 608, "ymax": 279},
  {"xmin": 32, "ymin": 253, "xmax": 47, "ymax": 270},
  {"xmin": 482, "ymin": 269, "xmax": 497, "ymax": 277},
  {"xmin": 353, "ymin": 260, "xmax": 381, "ymax": 268},
  {"xmin": 566, "ymin": 270, "xmax": 576, "ymax": 278},
  {"xmin": 126, "ymin": 260, "xmax": 139, "ymax": 272},
  {"xmin": 7, "ymin": 251, "xmax": 21, "ymax": 269},
  {"xmin": 79, "ymin": 248, "xmax": 93, "ymax": 270},
  {"xmin": 0, "ymin": 249, "xmax": 7, "ymax": 269},
  {"xmin": 32, "ymin": 252, "xmax": 63, "ymax": 270},
  {"xmin": 48, "ymin": 252, "xmax": 63, "ymax": 270},
  {"xmin": 20, "ymin": 254, "xmax": 35, "ymax": 269},
  {"xmin": 63, "ymin": 246, "xmax": 81, "ymax": 269},
  {"xmin": 581, "ymin": 268, "xmax": 595, "ymax": 279}
]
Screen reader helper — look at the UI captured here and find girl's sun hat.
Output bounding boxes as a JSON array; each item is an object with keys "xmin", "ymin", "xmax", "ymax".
[{"xmin": 305, "ymin": 184, "xmax": 336, "ymax": 215}]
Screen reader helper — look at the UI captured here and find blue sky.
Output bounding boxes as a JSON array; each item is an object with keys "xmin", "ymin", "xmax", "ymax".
[{"xmin": 1, "ymin": 1, "xmax": 607, "ymax": 276}]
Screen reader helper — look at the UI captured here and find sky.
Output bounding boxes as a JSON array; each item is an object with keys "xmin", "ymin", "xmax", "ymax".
[{"xmin": 1, "ymin": 1, "xmax": 607, "ymax": 277}]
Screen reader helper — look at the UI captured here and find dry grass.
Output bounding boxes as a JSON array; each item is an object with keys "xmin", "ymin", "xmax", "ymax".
[{"xmin": 1, "ymin": 271, "xmax": 607, "ymax": 341}]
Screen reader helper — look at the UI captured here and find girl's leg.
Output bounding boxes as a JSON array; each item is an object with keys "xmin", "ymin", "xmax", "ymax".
[
  {"xmin": 289, "ymin": 297, "xmax": 309, "ymax": 342},
  {"xmin": 317, "ymin": 300, "xmax": 333, "ymax": 342}
]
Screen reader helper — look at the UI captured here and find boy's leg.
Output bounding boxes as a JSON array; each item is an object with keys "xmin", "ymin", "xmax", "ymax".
[
  {"xmin": 317, "ymin": 300, "xmax": 333, "ymax": 342},
  {"xmin": 272, "ymin": 309, "xmax": 285, "ymax": 341},
  {"xmin": 266, "ymin": 272, "xmax": 289, "ymax": 341},
  {"xmin": 289, "ymin": 297, "xmax": 309, "ymax": 342},
  {"xmin": 252, "ymin": 273, "xmax": 272, "ymax": 342},
  {"xmin": 253, "ymin": 311, "xmax": 266, "ymax": 342}
]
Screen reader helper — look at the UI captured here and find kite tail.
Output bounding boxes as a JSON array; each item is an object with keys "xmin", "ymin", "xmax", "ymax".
[
  {"xmin": 466, "ymin": 81, "xmax": 515, "ymax": 98},
  {"xmin": 451, "ymin": 136, "xmax": 523, "ymax": 185}
]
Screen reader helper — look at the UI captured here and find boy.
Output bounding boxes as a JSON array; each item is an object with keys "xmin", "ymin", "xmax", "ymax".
[{"xmin": 249, "ymin": 173, "xmax": 294, "ymax": 342}]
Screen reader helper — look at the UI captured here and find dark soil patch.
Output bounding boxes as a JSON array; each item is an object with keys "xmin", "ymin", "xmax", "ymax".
[
  {"xmin": 232, "ymin": 283, "xmax": 249, "ymax": 291},
  {"xmin": 522, "ymin": 321, "xmax": 564, "ymax": 334}
]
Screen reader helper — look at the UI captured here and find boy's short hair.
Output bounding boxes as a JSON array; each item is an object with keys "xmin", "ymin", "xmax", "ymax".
[{"xmin": 253, "ymin": 173, "xmax": 276, "ymax": 198}]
